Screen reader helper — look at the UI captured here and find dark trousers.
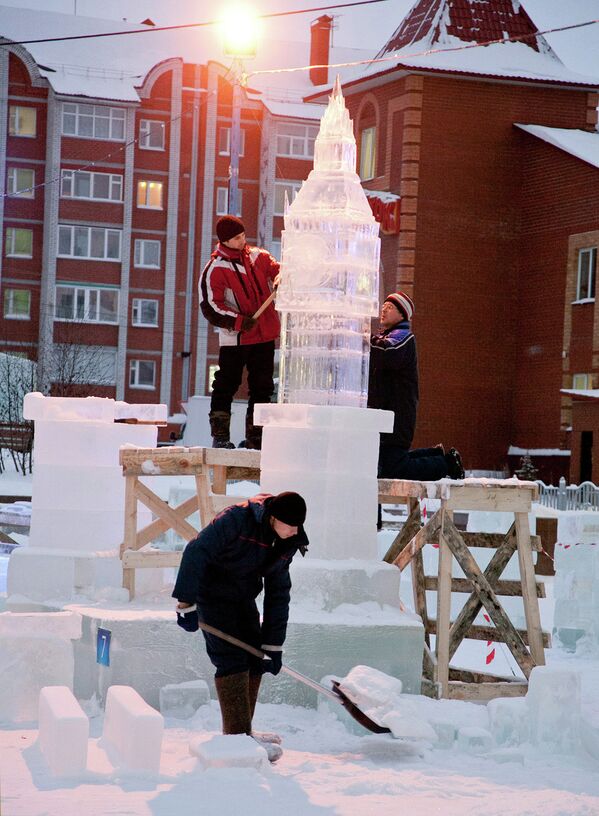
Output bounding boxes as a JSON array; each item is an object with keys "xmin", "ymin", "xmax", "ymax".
[
  {"xmin": 378, "ymin": 445, "xmax": 448, "ymax": 481},
  {"xmin": 199, "ymin": 600, "xmax": 263, "ymax": 678},
  {"xmin": 211, "ymin": 341, "xmax": 275, "ymax": 427}
]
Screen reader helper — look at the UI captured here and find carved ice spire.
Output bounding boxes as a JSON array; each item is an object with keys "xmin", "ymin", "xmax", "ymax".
[{"xmin": 313, "ymin": 74, "xmax": 357, "ymax": 173}]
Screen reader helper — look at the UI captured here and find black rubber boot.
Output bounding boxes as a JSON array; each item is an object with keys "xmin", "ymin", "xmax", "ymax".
[
  {"xmin": 239, "ymin": 416, "xmax": 262, "ymax": 450},
  {"xmin": 209, "ymin": 411, "xmax": 235, "ymax": 449},
  {"xmin": 214, "ymin": 671, "xmax": 252, "ymax": 735},
  {"xmin": 445, "ymin": 448, "xmax": 465, "ymax": 479}
]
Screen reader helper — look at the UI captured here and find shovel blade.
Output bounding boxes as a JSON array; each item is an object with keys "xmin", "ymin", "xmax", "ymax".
[{"xmin": 331, "ymin": 681, "xmax": 391, "ymax": 735}]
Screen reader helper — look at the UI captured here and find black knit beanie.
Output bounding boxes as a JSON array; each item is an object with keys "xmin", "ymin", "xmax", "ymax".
[
  {"xmin": 269, "ymin": 491, "xmax": 307, "ymax": 526},
  {"xmin": 216, "ymin": 215, "xmax": 245, "ymax": 243}
]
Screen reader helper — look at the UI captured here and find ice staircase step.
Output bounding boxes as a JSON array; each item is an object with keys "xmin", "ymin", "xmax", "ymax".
[
  {"xmin": 190, "ymin": 734, "xmax": 268, "ymax": 770},
  {"xmin": 103, "ymin": 685, "xmax": 164, "ymax": 773},
  {"xmin": 38, "ymin": 685, "xmax": 89, "ymax": 776}
]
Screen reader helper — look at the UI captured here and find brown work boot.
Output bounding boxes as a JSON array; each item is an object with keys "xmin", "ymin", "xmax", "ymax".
[{"xmin": 214, "ymin": 671, "xmax": 252, "ymax": 735}]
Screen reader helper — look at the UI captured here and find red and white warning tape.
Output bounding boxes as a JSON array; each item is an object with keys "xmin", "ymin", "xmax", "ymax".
[{"xmin": 482, "ymin": 612, "xmax": 496, "ymax": 665}]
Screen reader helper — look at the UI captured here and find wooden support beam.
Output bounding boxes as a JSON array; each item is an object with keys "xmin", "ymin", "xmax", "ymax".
[
  {"xmin": 122, "ymin": 549, "xmax": 183, "ymax": 569},
  {"xmin": 120, "ymin": 446, "xmax": 205, "ymax": 476},
  {"xmin": 121, "ymin": 475, "xmax": 138, "ymax": 558},
  {"xmin": 427, "ymin": 619, "xmax": 551, "ymax": 648},
  {"xmin": 435, "ymin": 506, "xmax": 453, "ymax": 697},
  {"xmin": 446, "ymin": 524, "xmax": 517, "ymax": 661},
  {"xmin": 460, "ymin": 531, "xmax": 541, "ymax": 552},
  {"xmin": 133, "ymin": 481, "xmax": 198, "ymax": 542},
  {"xmin": 383, "ymin": 498, "xmax": 421, "ymax": 563},
  {"xmin": 393, "ymin": 509, "xmax": 442, "ymax": 571},
  {"xmin": 446, "ymin": 680, "xmax": 529, "ymax": 701},
  {"xmin": 515, "ymin": 511, "xmax": 546, "ymax": 667},
  {"xmin": 131, "ymin": 495, "xmax": 200, "ymax": 550},
  {"xmin": 424, "ymin": 575, "xmax": 546, "ymax": 598},
  {"xmin": 441, "ymin": 517, "xmax": 536, "ymax": 677}
]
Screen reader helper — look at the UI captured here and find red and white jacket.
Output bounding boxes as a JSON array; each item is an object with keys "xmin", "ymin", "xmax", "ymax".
[{"xmin": 199, "ymin": 242, "xmax": 280, "ymax": 346}]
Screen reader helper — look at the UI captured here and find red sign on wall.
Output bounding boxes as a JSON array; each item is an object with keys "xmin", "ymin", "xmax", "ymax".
[{"xmin": 367, "ymin": 195, "xmax": 401, "ymax": 234}]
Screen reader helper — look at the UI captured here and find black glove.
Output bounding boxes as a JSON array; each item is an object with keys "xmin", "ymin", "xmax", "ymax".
[
  {"xmin": 240, "ymin": 316, "xmax": 257, "ymax": 332},
  {"xmin": 176, "ymin": 604, "xmax": 199, "ymax": 632},
  {"xmin": 261, "ymin": 646, "xmax": 283, "ymax": 675}
]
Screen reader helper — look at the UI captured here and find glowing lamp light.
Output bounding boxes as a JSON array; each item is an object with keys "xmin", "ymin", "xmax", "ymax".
[{"xmin": 219, "ymin": 4, "xmax": 260, "ymax": 58}]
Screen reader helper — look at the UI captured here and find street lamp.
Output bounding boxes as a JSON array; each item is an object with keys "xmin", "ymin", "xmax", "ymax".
[{"xmin": 219, "ymin": 5, "xmax": 259, "ymax": 218}]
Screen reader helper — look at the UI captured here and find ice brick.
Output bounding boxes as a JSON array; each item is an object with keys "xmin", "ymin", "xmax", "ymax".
[
  {"xmin": 0, "ymin": 636, "xmax": 74, "ymax": 723},
  {"xmin": 289, "ymin": 558, "xmax": 400, "ymax": 610},
  {"xmin": 23, "ymin": 392, "xmax": 115, "ymax": 422},
  {"xmin": 38, "ymin": 686, "xmax": 89, "ymax": 776},
  {"xmin": 103, "ymin": 685, "xmax": 164, "ymax": 773},
  {"xmin": 190, "ymin": 734, "xmax": 268, "ymax": 770},
  {"xmin": 159, "ymin": 679, "xmax": 210, "ymax": 718},
  {"xmin": 526, "ymin": 666, "xmax": 581, "ymax": 752},
  {"xmin": 456, "ymin": 726, "xmax": 493, "ymax": 754},
  {"xmin": 487, "ymin": 697, "xmax": 528, "ymax": 746}
]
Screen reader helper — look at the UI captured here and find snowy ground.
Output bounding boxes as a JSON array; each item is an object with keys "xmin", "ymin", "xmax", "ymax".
[{"xmin": 2, "ymin": 457, "xmax": 599, "ymax": 815}]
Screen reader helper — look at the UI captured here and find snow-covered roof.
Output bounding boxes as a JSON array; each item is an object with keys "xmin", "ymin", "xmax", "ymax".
[
  {"xmin": 561, "ymin": 388, "xmax": 599, "ymax": 400},
  {"xmin": 516, "ymin": 125, "xmax": 599, "ymax": 170},
  {"xmin": 0, "ymin": 4, "xmax": 368, "ymax": 115},
  {"xmin": 307, "ymin": 0, "xmax": 599, "ymax": 101}
]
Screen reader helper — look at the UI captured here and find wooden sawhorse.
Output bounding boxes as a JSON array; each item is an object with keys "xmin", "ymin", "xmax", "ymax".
[
  {"xmin": 379, "ymin": 478, "xmax": 546, "ymax": 700},
  {"xmin": 119, "ymin": 446, "xmax": 260, "ymax": 597}
]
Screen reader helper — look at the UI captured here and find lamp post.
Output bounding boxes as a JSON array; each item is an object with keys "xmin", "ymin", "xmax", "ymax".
[{"xmin": 220, "ymin": 6, "xmax": 258, "ymax": 217}]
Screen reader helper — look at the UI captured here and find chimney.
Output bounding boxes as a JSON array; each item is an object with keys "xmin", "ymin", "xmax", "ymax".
[{"xmin": 310, "ymin": 15, "xmax": 333, "ymax": 86}]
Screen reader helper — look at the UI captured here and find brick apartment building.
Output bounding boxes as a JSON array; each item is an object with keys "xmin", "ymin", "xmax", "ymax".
[
  {"xmin": 2, "ymin": 2, "xmax": 599, "ymax": 481},
  {"xmin": 0, "ymin": 6, "xmax": 359, "ymax": 426},
  {"xmin": 308, "ymin": 0, "xmax": 599, "ymax": 482}
]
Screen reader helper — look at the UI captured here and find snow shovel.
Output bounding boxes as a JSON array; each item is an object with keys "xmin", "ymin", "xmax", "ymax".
[{"xmin": 197, "ymin": 619, "xmax": 391, "ymax": 735}]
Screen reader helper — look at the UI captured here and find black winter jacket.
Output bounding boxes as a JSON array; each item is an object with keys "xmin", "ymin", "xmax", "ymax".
[
  {"xmin": 172, "ymin": 495, "xmax": 308, "ymax": 648},
  {"xmin": 368, "ymin": 319, "xmax": 419, "ymax": 449}
]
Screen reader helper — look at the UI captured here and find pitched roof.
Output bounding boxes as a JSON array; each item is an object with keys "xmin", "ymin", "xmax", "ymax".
[
  {"xmin": 378, "ymin": 0, "xmax": 555, "ymax": 58},
  {"xmin": 306, "ymin": 0, "xmax": 599, "ymax": 101},
  {"xmin": 516, "ymin": 125, "xmax": 599, "ymax": 170}
]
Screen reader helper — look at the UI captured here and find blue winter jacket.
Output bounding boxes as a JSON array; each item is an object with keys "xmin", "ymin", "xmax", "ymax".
[{"xmin": 172, "ymin": 495, "xmax": 309, "ymax": 648}]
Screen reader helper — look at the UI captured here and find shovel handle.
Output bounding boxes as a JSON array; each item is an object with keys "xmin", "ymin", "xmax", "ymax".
[{"xmin": 252, "ymin": 288, "xmax": 277, "ymax": 320}]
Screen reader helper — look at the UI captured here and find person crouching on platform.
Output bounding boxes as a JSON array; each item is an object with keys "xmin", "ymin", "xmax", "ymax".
[{"xmin": 368, "ymin": 291, "xmax": 465, "ymax": 481}]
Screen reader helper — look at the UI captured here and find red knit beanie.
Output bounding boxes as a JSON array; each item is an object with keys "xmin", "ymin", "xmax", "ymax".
[
  {"xmin": 384, "ymin": 291, "xmax": 414, "ymax": 321},
  {"xmin": 216, "ymin": 215, "xmax": 245, "ymax": 243}
]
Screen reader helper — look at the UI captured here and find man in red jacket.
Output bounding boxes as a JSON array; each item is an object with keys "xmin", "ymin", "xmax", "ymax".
[{"xmin": 200, "ymin": 215, "xmax": 280, "ymax": 449}]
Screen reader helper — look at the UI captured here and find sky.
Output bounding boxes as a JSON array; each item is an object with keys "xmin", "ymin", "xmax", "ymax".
[{"xmin": 1, "ymin": 0, "xmax": 599, "ymax": 73}]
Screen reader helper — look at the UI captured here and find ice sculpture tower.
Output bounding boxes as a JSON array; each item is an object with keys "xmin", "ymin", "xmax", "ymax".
[
  {"xmin": 276, "ymin": 76, "xmax": 380, "ymax": 407},
  {"xmin": 256, "ymin": 80, "xmax": 393, "ymax": 558}
]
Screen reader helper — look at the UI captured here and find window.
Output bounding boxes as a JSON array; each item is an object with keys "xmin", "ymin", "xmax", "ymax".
[
  {"xmin": 61, "ymin": 170, "xmax": 122, "ymax": 202},
  {"xmin": 5, "ymin": 228, "xmax": 33, "ymax": 258},
  {"xmin": 274, "ymin": 181, "xmax": 301, "ymax": 215},
  {"xmin": 55, "ymin": 284, "xmax": 119, "ymax": 324},
  {"xmin": 359, "ymin": 126, "xmax": 377, "ymax": 181},
  {"xmin": 576, "ymin": 247, "xmax": 597, "ymax": 301},
  {"xmin": 137, "ymin": 180, "xmax": 163, "ymax": 209},
  {"xmin": 3, "ymin": 289, "xmax": 31, "ymax": 320},
  {"xmin": 132, "ymin": 298, "xmax": 159, "ymax": 327},
  {"xmin": 216, "ymin": 186, "xmax": 243, "ymax": 217},
  {"xmin": 62, "ymin": 103, "xmax": 125, "ymax": 141},
  {"xmin": 572, "ymin": 373, "xmax": 592, "ymax": 390},
  {"xmin": 51, "ymin": 345, "xmax": 117, "ymax": 385},
  {"xmin": 7, "ymin": 167, "xmax": 34, "ymax": 198},
  {"xmin": 9, "ymin": 106, "xmax": 37, "ymax": 137},
  {"xmin": 270, "ymin": 240, "xmax": 281, "ymax": 260},
  {"xmin": 139, "ymin": 119, "xmax": 165, "ymax": 150},
  {"xmin": 129, "ymin": 359, "xmax": 156, "ymax": 389},
  {"xmin": 276, "ymin": 123, "xmax": 318, "ymax": 159},
  {"xmin": 57, "ymin": 225, "xmax": 121, "ymax": 261},
  {"xmin": 134, "ymin": 239, "xmax": 161, "ymax": 268},
  {"xmin": 218, "ymin": 127, "xmax": 245, "ymax": 156}
]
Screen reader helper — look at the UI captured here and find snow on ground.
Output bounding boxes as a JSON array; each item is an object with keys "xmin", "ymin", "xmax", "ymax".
[{"xmin": 2, "ymin": 459, "xmax": 599, "ymax": 815}]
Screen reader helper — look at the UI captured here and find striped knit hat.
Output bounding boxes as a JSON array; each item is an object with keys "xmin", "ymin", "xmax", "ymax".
[{"xmin": 384, "ymin": 291, "xmax": 414, "ymax": 321}]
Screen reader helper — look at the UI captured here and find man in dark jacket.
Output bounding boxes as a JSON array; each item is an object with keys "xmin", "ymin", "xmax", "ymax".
[
  {"xmin": 200, "ymin": 215, "xmax": 280, "ymax": 450},
  {"xmin": 368, "ymin": 291, "xmax": 464, "ymax": 481},
  {"xmin": 173, "ymin": 491, "xmax": 308, "ymax": 759}
]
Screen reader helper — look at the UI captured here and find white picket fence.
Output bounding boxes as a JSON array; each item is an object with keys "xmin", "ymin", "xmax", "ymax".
[{"xmin": 536, "ymin": 477, "xmax": 599, "ymax": 511}]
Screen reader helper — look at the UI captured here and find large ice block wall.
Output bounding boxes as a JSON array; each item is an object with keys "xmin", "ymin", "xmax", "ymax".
[
  {"xmin": 23, "ymin": 393, "xmax": 163, "ymax": 552},
  {"xmin": 276, "ymin": 77, "xmax": 380, "ymax": 408}
]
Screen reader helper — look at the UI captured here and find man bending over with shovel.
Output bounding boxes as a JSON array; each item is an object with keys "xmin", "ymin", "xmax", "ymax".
[
  {"xmin": 200, "ymin": 215, "xmax": 280, "ymax": 450},
  {"xmin": 173, "ymin": 491, "xmax": 308, "ymax": 761}
]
